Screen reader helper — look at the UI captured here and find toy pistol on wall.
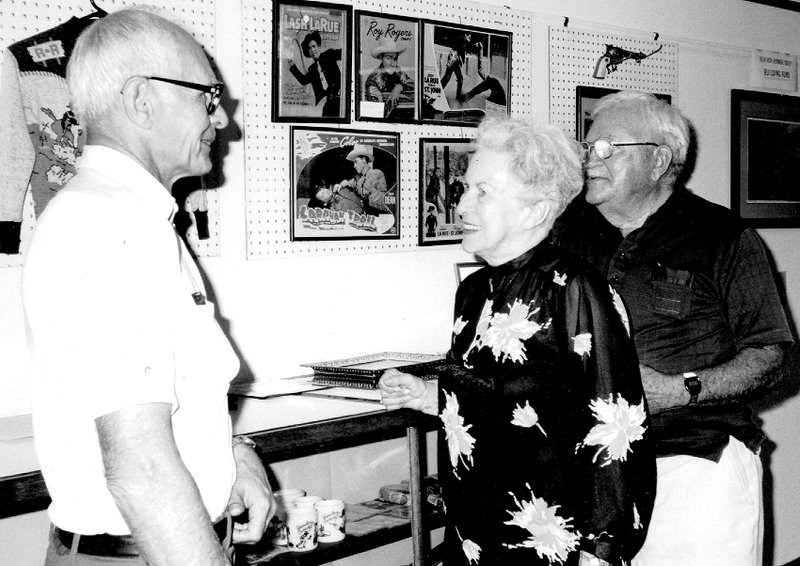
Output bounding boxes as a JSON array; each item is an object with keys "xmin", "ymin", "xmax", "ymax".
[{"xmin": 593, "ymin": 44, "xmax": 663, "ymax": 79}]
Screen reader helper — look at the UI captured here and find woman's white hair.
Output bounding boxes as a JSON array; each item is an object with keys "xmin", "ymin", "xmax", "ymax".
[
  {"xmin": 591, "ymin": 90, "xmax": 691, "ymax": 184},
  {"xmin": 66, "ymin": 7, "xmax": 192, "ymax": 126},
  {"xmin": 473, "ymin": 116, "xmax": 583, "ymax": 222}
]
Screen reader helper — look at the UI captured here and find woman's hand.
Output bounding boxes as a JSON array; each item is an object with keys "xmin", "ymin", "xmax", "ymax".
[{"xmin": 378, "ymin": 369, "xmax": 438, "ymax": 415}]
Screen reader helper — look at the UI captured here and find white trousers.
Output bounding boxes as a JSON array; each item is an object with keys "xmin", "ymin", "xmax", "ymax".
[{"xmin": 632, "ymin": 436, "xmax": 763, "ymax": 566}]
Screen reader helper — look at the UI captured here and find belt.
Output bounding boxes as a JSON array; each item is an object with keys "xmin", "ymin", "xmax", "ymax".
[{"xmin": 55, "ymin": 516, "xmax": 229, "ymax": 558}]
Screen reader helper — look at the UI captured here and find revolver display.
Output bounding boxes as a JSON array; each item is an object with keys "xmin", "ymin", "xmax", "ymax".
[{"xmin": 593, "ymin": 44, "xmax": 663, "ymax": 79}]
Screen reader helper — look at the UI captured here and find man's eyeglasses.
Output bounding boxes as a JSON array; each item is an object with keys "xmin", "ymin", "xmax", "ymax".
[
  {"xmin": 579, "ymin": 139, "xmax": 658, "ymax": 162},
  {"xmin": 128, "ymin": 76, "xmax": 224, "ymax": 115}
]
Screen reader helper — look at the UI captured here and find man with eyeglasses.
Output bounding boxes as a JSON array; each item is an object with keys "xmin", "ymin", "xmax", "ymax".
[
  {"xmin": 552, "ymin": 90, "xmax": 792, "ymax": 566},
  {"xmin": 22, "ymin": 8, "xmax": 275, "ymax": 565}
]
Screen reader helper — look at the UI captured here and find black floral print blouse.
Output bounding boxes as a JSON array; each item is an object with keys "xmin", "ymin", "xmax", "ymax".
[{"xmin": 436, "ymin": 243, "xmax": 656, "ymax": 566}]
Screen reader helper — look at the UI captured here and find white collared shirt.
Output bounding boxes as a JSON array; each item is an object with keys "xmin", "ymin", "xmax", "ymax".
[{"xmin": 23, "ymin": 145, "xmax": 239, "ymax": 535}]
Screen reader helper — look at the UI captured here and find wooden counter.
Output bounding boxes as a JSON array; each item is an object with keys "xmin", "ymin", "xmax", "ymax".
[{"xmin": 0, "ymin": 396, "xmax": 440, "ymax": 565}]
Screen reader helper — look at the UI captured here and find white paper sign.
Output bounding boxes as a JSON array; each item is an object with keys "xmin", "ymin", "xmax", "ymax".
[{"xmin": 751, "ymin": 49, "xmax": 797, "ymax": 92}]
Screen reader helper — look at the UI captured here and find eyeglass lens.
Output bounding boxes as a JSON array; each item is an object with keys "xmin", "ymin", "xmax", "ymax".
[{"xmin": 580, "ymin": 139, "xmax": 614, "ymax": 161}]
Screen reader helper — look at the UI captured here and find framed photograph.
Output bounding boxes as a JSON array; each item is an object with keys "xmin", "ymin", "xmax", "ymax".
[
  {"xmin": 744, "ymin": 0, "xmax": 800, "ymax": 11},
  {"xmin": 575, "ymin": 86, "xmax": 672, "ymax": 141},
  {"xmin": 355, "ymin": 11, "xmax": 420, "ymax": 123},
  {"xmin": 420, "ymin": 21, "xmax": 512, "ymax": 126},
  {"xmin": 272, "ymin": 0, "xmax": 352, "ymax": 122},
  {"xmin": 732, "ymin": 89, "xmax": 800, "ymax": 227},
  {"xmin": 290, "ymin": 127, "xmax": 400, "ymax": 240},
  {"xmin": 454, "ymin": 262, "xmax": 485, "ymax": 284},
  {"xmin": 419, "ymin": 138, "xmax": 472, "ymax": 245}
]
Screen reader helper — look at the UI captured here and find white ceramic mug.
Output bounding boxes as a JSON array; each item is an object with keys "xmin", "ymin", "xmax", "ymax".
[
  {"xmin": 272, "ymin": 488, "xmax": 307, "ymax": 546},
  {"xmin": 294, "ymin": 495, "xmax": 324, "ymax": 508},
  {"xmin": 286, "ymin": 506, "xmax": 318, "ymax": 552},
  {"xmin": 315, "ymin": 499, "xmax": 346, "ymax": 543}
]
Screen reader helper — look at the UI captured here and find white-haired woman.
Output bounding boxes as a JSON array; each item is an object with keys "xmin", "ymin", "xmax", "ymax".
[{"xmin": 380, "ymin": 116, "xmax": 655, "ymax": 566}]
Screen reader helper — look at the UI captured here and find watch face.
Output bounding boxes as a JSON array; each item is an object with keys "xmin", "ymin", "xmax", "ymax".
[{"xmin": 684, "ymin": 377, "xmax": 701, "ymax": 394}]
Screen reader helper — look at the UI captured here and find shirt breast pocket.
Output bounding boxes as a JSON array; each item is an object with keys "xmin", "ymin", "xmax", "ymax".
[{"xmin": 651, "ymin": 266, "xmax": 693, "ymax": 319}]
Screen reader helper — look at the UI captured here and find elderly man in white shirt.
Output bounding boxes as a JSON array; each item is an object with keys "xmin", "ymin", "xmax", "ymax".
[{"xmin": 22, "ymin": 8, "xmax": 275, "ymax": 565}]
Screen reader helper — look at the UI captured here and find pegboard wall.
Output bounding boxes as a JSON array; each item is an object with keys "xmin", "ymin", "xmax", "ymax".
[
  {"xmin": 0, "ymin": 0, "xmax": 220, "ymax": 268},
  {"xmin": 549, "ymin": 26, "xmax": 679, "ymax": 140},
  {"xmin": 242, "ymin": 0, "xmax": 533, "ymax": 259}
]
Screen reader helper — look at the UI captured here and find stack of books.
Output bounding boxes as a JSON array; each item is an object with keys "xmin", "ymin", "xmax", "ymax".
[
  {"xmin": 302, "ymin": 352, "xmax": 445, "ymax": 389},
  {"xmin": 378, "ymin": 475, "xmax": 444, "ymax": 511}
]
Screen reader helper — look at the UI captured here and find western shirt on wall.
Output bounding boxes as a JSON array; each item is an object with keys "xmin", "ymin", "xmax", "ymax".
[{"xmin": 0, "ymin": 16, "xmax": 99, "ymax": 254}]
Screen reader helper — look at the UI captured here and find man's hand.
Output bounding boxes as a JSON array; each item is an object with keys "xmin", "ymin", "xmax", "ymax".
[
  {"xmin": 378, "ymin": 369, "xmax": 438, "ymax": 415},
  {"xmin": 228, "ymin": 444, "xmax": 276, "ymax": 544}
]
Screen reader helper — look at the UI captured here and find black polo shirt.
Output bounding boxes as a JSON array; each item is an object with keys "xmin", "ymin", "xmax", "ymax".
[{"xmin": 552, "ymin": 186, "xmax": 793, "ymax": 460}]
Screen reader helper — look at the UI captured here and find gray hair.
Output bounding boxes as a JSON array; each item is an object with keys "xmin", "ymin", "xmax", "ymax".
[
  {"xmin": 591, "ymin": 90, "xmax": 691, "ymax": 184},
  {"xmin": 67, "ymin": 8, "xmax": 193, "ymax": 125},
  {"xmin": 473, "ymin": 116, "xmax": 583, "ymax": 221}
]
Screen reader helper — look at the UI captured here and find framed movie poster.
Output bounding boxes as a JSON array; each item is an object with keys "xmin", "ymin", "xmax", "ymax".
[
  {"xmin": 454, "ymin": 262, "xmax": 485, "ymax": 284},
  {"xmin": 420, "ymin": 21, "xmax": 511, "ymax": 127},
  {"xmin": 272, "ymin": 0, "xmax": 352, "ymax": 123},
  {"xmin": 291, "ymin": 127, "xmax": 401, "ymax": 240},
  {"xmin": 575, "ymin": 86, "xmax": 672, "ymax": 141},
  {"xmin": 355, "ymin": 11, "xmax": 420, "ymax": 123},
  {"xmin": 419, "ymin": 138, "xmax": 472, "ymax": 245},
  {"xmin": 732, "ymin": 89, "xmax": 800, "ymax": 227}
]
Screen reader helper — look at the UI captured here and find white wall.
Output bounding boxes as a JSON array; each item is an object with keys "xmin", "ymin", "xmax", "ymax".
[{"xmin": 2, "ymin": 0, "xmax": 800, "ymax": 564}]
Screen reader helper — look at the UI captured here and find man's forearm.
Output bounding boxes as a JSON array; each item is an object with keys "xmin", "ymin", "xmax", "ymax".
[
  {"xmin": 642, "ymin": 344, "xmax": 787, "ymax": 412},
  {"xmin": 97, "ymin": 405, "xmax": 230, "ymax": 566},
  {"xmin": 109, "ymin": 458, "xmax": 230, "ymax": 566}
]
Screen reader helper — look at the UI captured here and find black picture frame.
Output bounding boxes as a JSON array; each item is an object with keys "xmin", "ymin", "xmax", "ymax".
[
  {"xmin": 454, "ymin": 262, "xmax": 484, "ymax": 284},
  {"xmin": 744, "ymin": 0, "xmax": 800, "ymax": 11},
  {"xmin": 575, "ymin": 86, "xmax": 672, "ymax": 141},
  {"xmin": 731, "ymin": 89, "xmax": 800, "ymax": 227},
  {"xmin": 272, "ymin": 0, "xmax": 352, "ymax": 123},
  {"xmin": 354, "ymin": 11, "xmax": 420, "ymax": 124},
  {"xmin": 290, "ymin": 127, "xmax": 401, "ymax": 240},
  {"xmin": 418, "ymin": 137, "xmax": 472, "ymax": 245},
  {"xmin": 420, "ymin": 20, "xmax": 512, "ymax": 127}
]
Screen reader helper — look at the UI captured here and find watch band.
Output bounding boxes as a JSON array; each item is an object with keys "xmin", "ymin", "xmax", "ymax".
[
  {"xmin": 683, "ymin": 372, "xmax": 701, "ymax": 404},
  {"xmin": 232, "ymin": 434, "xmax": 258, "ymax": 450}
]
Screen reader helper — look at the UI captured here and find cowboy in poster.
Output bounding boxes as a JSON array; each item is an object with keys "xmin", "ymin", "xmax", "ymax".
[
  {"xmin": 356, "ymin": 13, "xmax": 419, "ymax": 121},
  {"xmin": 291, "ymin": 128, "xmax": 400, "ymax": 240},
  {"xmin": 419, "ymin": 139, "xmax": 470, "ymax": 245},
  {"xmin": 421, "ymin": 23, "xmax": 511, "ymax": 125},
  {"xmin": 276, "ymin": 2, "xmax": 349, "ymax": 120}
]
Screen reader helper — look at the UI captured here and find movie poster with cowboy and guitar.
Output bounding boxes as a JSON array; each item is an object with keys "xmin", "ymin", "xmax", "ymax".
[
  {"xmin": 354, "ymin": 11, "xmax": 420, "ymax": 123},
  {"xmin": 290, "ymin": 127, "xmax": 400, "ymax": 240},
  {"xmin": 273, "ymin": 0, "xmax": 352, "ymax": 122}
]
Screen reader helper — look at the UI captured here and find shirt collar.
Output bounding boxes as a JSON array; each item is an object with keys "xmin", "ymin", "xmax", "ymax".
[
  {"xmin": 77, "ymin": 145, "xmax": 179, "ymax": 221},
  {"xmin": 485, "ymin": 242, "xmax": 552, "ymax": 277}
]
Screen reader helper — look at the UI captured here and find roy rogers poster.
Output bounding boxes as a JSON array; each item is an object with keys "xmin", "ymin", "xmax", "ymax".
[
  {"xmin": 354, "ymin": 11, "xmax": 420, "ymax": 123},
  {"xmin": 273, "ymin": 0, "xmax": 352, "ymax": 122},
  {"xmin": 291, "ymin": 127, "xmax": 400, "ymax": 240}
]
